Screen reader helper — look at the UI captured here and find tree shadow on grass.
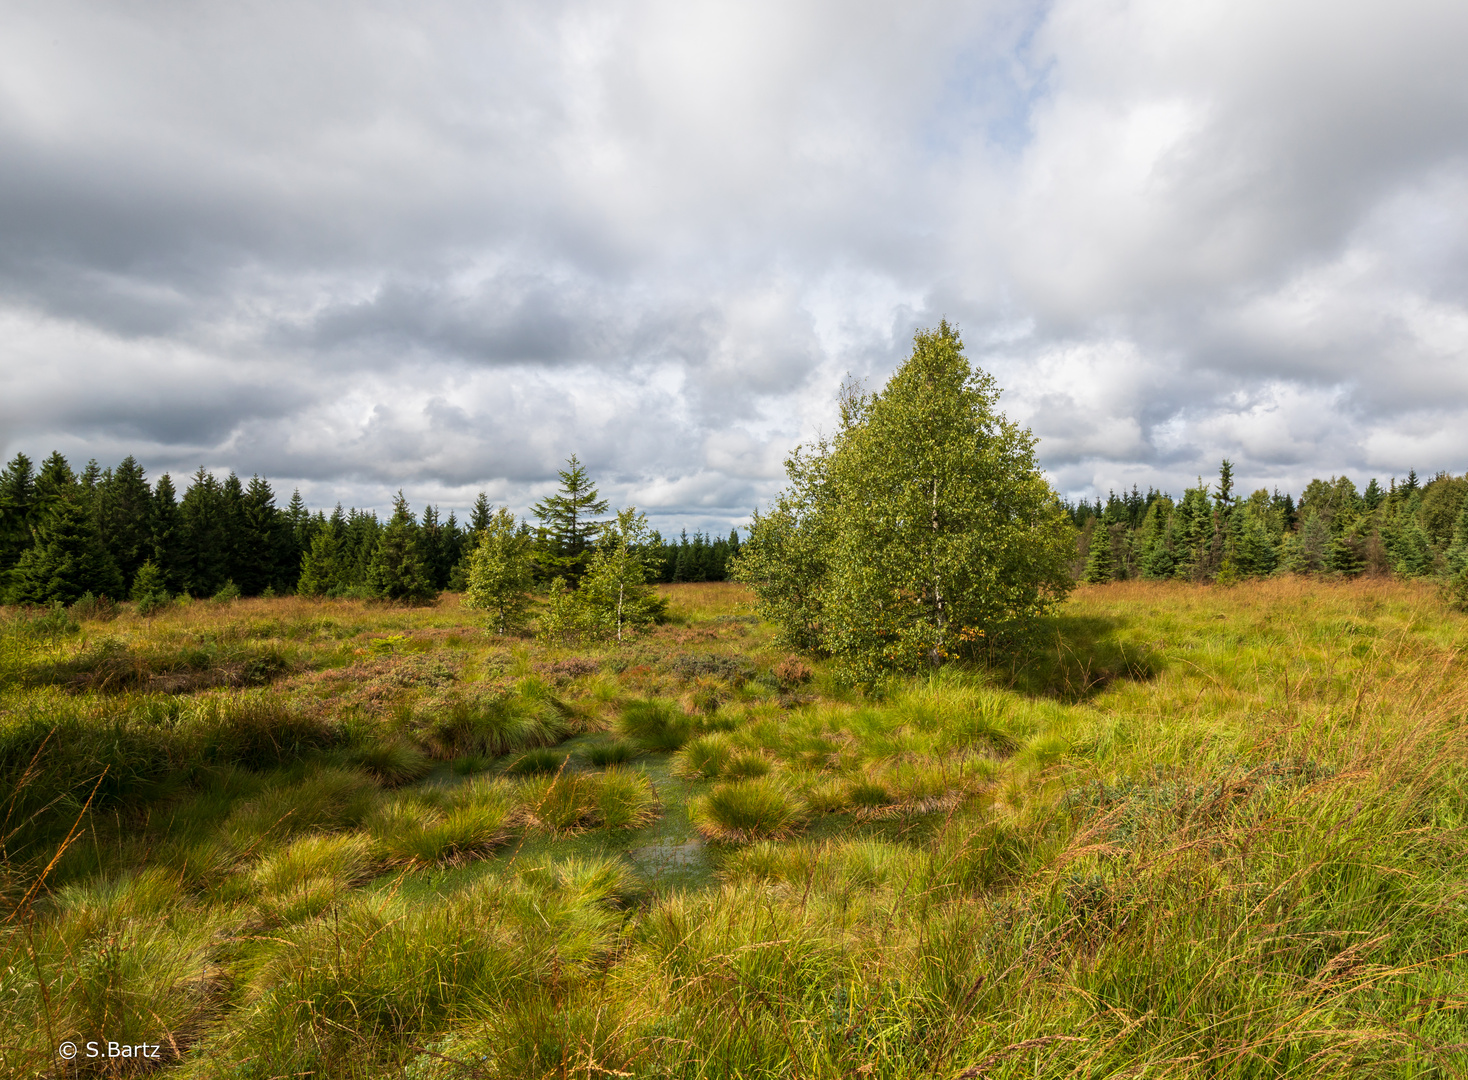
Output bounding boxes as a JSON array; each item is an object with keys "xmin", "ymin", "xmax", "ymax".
[{"xmin": 996, "ymin": 613, "xmax": 1164, "ymax": 702}]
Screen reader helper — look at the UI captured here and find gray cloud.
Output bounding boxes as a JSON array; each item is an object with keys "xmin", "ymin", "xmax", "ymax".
[{"xmin": 2, "ymin": 0, "xmax": 1467, "ymax": 528}]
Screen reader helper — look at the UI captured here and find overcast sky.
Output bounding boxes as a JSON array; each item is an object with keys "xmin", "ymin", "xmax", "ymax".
[{"xmin": 3, "ymin": 0, "xmax": 1467, "ymax": 531}]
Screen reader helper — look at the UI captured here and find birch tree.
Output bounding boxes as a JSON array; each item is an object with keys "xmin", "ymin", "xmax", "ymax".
[
  {"xmin": 579, "ymin": 507, "xmax": 664, "ymax": 641},
  {"xmin": 736, "ymin": 321, "xmax": 1074, "ymax": 683},
  {"xmin": 462, "ymin": 507, "xmax": 534, "ymax": 634}
]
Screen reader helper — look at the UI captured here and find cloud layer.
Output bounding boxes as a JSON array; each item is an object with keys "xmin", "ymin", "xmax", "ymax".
[{"xmin": 2, "ymin": 0, "xmax": 1466, "ymax": 526}]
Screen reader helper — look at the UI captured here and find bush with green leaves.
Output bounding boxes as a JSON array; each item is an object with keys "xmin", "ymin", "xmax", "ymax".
[
  {"xmin": 461, "ymin": 507, "xmax": 535, "ymax": 635},
  {"xmin": 735, "ymin": 322, "xmax": 1074, "ymax": 682},
  {"xmin": 577, "ymin": 507, "xmax": 667, "ymax": 641}
]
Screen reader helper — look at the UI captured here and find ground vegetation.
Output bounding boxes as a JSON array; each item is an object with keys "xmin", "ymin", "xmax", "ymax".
[{"xmin": 2, "ymin": 577, "xmax": 1467, "ymax": 1077}]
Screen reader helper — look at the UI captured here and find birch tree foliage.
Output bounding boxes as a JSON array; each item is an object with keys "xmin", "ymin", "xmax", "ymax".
[
  {"xmin": 737, "ymin": 321, "xmax": 1074, "ymax": 683},
  {"xmin": 462, "ymin": 507, "xmax": 534, "ymax": 635},
  {"xmin": 728, "ymin": 433, "xmax": 839, "ymax": 653},
  {"xmin": 579, "ymin": 507, "xmax": 665, "ymax": 641}
]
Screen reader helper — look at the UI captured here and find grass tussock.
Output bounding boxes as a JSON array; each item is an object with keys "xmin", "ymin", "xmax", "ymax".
[
  {"xmin": 692, "ymin": 776, "xmax": 806, "ymax": 843},
  {"xmin": 617, "ymin": 698, "xmax": 695, "ymax": 750}
]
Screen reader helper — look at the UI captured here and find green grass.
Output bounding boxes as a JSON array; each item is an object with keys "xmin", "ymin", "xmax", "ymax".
[
  {"xmin": 3, "ymin": 578, "xmax": 1468, "ymax": 1076},
  {"xmin": 691, "ymin": 775, "xmax": 806, "ymax": 842}
]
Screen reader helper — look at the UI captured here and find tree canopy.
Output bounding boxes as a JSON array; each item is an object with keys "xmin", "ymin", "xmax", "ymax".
[{"xmin": 735, "ymin": 321, "xmax": 1075, "ymax": 682}]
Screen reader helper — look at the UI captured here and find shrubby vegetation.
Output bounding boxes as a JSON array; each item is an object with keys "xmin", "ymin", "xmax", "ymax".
[{"xmin": 735, "ymin": 323, "xmax": 1076, "ymax": 680}]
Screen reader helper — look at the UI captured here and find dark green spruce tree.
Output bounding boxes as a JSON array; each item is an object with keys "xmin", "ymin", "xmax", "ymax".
[
  {"xmin": 1082, "ymin": 522, "xmax": 1115, "ymax": 584},
  {"xmin": 151, "ymin": 473, "xmax": 183, "ymax": 590},
  {"xmin": 0, "ymin": 452, "xmax": 37, "ymax": 596},
  {"xmin": 94, "ymin": 456, "xmax": 156, "ymax": 593},
  {"xmin": 368, "ymin": 493, "xmax": 436, "ymax": 603},
  {"xmin": 178, "ymin": 469, "xmax": 230, "ymax": 596},
  {"xmin": 11, "ymin": 497, "xmax": 124, "ymax": 604},
  {"xmin": 237, "ymin": 475, "xmax": 286, "ymax": 594},
  {"xmin": 531, "ymin": 454, "xmax": 609, "ymax": 582}
]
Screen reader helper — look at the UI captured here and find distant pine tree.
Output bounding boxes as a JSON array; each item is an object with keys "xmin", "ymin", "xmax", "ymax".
[
  {"xmin": 297, "ymin": 526, "xmax": 344, "ymax": 596},
  {"xmin": 672, "ymin": 530, "xmax": 692, "ymax": 582},
  {"xmin": 1387, "ymin": 495, "xmax": 1434, "ymax": 577},
  {"xmin": 368, "ymin": 493, "xmax": 436, "ymax": 603},
  {"xmin": 34, "ymin": 452, "xmax": 77, "ymax": 523},
  {"xmin": 283, "ymin": 489, "xmax": 310, "ymax": 587},
  {"xmin": 469, "ymin": 492, "xmax": 492, "ymax": 533},
  {"xmin": 79, "ymin": 458, "xmax": 102, "ymax": 494},
  {"xmin": 1081, "ymin": 523, "xmax": 1115, "ymax": 584},
  {"xmin": 95, "ymin": 456, "xmax": 156, "ymax": 593},
  {"xmin": 1328, "ymin": 533, "xmax": 1365, "ymax": 577},
  {"xmin": 237, "ymin": 475, "xmax": 285, "ymax": 595},
  {"xmin": 11, "ymin": 498, "xmax": 124, "ymax": 604},
  {"xmin": 151, "ymin": 473, "xmax": 183, "ymax": 591},
  {"xmin": 1288, "ymin": 512, "xmax": 1331, "ymax": 574},
  {"xmin": 1447, "ymin": 495, "xmax": 1468, "ymax": 575},
  {"xmin": 531, "ymin": 455, "xmax": 608, "ymax": 582},
  {"xmin": 1173, "ymin": 481, "xmax": 1214, "ymax": 579},
  {"xmin": 0, "ymin": 452, "xmax": 37, "ymax": 597},
  {"xmin": 178, "ymin": 469, "xmax": 229, "ymax": 596},
  {"xmin": 1363, "ymin": 478, "xmax": 1384, "ymax": 511},
  {"xmin": 1234, "ymin": 495, "xmax": 1281, "ymax": 578},
  {"xmin": 1215, "ymin": 459, "xmax": 1235, "ymax": 511}
]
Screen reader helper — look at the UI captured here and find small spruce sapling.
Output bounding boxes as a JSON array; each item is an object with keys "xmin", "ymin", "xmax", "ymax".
[
  {"xmin": 1081, "ymin": 524, "xmax": 1114, "ymax": 584},
  {"xmin": 130, "ymin": 558, "xmax": 170, "ymax": 615}
]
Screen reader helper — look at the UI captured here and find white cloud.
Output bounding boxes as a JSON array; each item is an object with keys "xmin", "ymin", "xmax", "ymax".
[{"xmin": 2, "ymin": 0, "xmax": 1467, "ymax": 526}]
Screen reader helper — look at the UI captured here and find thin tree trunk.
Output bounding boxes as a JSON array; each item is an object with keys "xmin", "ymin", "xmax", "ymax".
[{"xmin": 931, "ymin": 474, "xmax": 944, "ymax": 665}]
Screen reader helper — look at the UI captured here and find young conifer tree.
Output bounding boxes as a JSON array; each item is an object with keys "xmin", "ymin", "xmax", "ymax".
[
  {"xmin": 11, "ymin": 497, "xmax": 124, "ymax": 604},
  {"xmin": 1447, "ymin": 495, "xmax": 1468, "ymax": 575},
  {"xmin": 531, "ymin": 454, "xmax": 609, "ymax": 581},
  {"xmin": 297, "ymin": 526, "xmax": 343, "ymax": 596},
  {"xmin": 1082, "ymin": 523, "xmax": 1115, "ymax": 584},
  {"xmin": 462, "ymin": 507, "xmax": 535, "ymax": 635},
  {"xmin": 130, "ymin": 558, "xmax": 169, "ymax": 614},
  {"xmin": 368, "ymin": 493, "xmax": 436, "ymax": 603}
]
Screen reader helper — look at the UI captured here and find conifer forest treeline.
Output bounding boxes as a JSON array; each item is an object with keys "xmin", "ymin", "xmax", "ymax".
[
  {"xmin": 1069, "ymin": 461, "xmax": 1468, "ymax": 586},
  {"xmin": 2, "ymin": 445, "xmax": 1466, "ymax": 611},
  {"xmin": 0, "ymin": 451, "xmax": 741, "ymax": 606}
]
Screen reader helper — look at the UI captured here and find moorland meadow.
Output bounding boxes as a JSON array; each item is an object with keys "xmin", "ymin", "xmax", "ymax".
[{"xmin": 3, "ymin": 575, "xmax": 1468, "ymax": 1078}]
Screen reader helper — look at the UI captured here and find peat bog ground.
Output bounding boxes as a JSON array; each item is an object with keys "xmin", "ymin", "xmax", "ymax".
[{"xmin": 3, "ymin": 578, "xmax": 1468, "ymax": 1078}]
